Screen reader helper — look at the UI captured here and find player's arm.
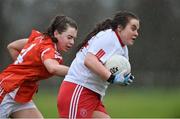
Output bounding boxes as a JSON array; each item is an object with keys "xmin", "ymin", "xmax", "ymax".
[
  {"xmin": 7, "ymin": 38, "xmax": 28, "ymax": 60},
  {"xmin": 84, "ymin": 52, "xmax": 111, "ymax": 80},
  {"xmin": 43, "ymin": 59, "xmax": 69, "ymax": 76},
  {"xmin": 84, "ymin": 52, "xmax": 134, "ymax": 85}
]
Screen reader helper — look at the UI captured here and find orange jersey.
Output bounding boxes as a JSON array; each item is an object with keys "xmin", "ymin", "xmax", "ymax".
[{"xmin": 0, "ymin": 30, "xmax": 63, "ymax": 103}]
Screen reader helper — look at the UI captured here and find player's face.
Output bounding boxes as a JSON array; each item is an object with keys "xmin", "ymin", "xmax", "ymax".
[
  {"xmin": 118, "ymin": 19, "xmax": 139, "ymax": 45},
  {"xmin": 55, "ymin": 26, "xmax": 77, "ymax": 52}
]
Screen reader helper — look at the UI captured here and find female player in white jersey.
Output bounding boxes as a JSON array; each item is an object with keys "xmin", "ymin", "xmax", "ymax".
[{"xmin": 57, "ymin": 11, "xmax": 140, "ymax": 118}]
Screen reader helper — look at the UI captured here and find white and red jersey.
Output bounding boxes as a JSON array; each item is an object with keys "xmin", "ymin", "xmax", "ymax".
[
  {"xmin": 64, "ymin": 29, "xmax": 129, "ymax": 98},
  {"xmin": 0, "ymin": 30, "xmax": 63, "ymax": 103}
]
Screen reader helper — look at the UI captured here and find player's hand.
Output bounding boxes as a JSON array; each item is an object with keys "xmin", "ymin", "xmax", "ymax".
[
  {"xmin": 122, "ymin": 73, "xmax": 134, "ymax": 85},
  {"xmin": 108, "ymin": 70, "xmax": 134, "ymax": 85}
]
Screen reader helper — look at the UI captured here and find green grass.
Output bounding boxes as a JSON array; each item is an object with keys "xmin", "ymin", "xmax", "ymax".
[
  {"xmin": 34, "ymin": 88, "xmax": 180, "ymax": 118},
  {"xmin": 104, "ymin": 87, "xmax": 180, "ymax": 118},
  {"xmin": 34, "ymin": 91, "xmax": 59, "ymax": 118}
]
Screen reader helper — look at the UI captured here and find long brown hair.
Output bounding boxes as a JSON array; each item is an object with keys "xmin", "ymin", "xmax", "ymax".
[
  {"xmin": 77, "ymin": 11, "xmax": 139, "ymax": 51},
  {"xmin": 44, "ymin": 15, "xmax": 78, "ymax": 43}
]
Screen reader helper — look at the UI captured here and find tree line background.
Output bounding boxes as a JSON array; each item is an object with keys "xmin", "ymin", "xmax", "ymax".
[{"xmin": 0, "ymin": 0, "xmax": 180, "ymax": 89}]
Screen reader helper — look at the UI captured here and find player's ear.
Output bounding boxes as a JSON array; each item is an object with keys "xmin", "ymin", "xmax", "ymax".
[
  {"xmin": 117, "ymin": 25, "xmax": 123, "ymax": 32},
  {"xmin": 54, "ymin": 30, "xmax": 59, "ymax": 38}
]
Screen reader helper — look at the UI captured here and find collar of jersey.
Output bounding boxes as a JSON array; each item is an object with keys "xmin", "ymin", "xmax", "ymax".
[{"xmin": 114, "ymin": 30, "xmax": 125, "ymax": 47}]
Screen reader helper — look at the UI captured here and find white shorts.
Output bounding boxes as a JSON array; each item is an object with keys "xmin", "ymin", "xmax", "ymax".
[{"xmin": 0, "ymin": 93, "xmax": 37, "ymax": 118}]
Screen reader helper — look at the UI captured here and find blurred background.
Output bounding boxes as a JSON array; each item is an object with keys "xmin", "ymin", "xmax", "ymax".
[{"xmin": 0, "ymin": 0, "xmax": 180, "ymax": 118}]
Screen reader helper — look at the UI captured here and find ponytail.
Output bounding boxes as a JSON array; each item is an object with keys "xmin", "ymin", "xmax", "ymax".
[{"xmin": 77, "ymin": 18, "xmax": 112, "ymax": 51}]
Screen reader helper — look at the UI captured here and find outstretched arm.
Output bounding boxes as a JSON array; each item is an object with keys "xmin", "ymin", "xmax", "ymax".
[
  {"xmin": 43, "ymin": 59, "xmax": 69, "ymax": 76},
  {"xmin": 7, "ymin": 38, "xmax": 28, "ymax": 60}
]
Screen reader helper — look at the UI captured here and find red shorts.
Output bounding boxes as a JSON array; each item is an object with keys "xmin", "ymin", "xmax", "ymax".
[{"xmin": 57, "ymin": 81, "xmax": 108, "ymax": 118}]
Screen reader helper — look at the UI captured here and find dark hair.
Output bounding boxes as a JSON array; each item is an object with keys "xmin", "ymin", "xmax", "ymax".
[
  {"xmin": 44, "ymin": 15, "xmax": 78, "ymax": 43},
  {"xmin": 77, "ymin": 11, "xmax": 139, "ymax": 51}
]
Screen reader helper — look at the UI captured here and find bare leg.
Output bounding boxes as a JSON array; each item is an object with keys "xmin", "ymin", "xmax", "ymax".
[
  {"xmin": 10, "ymin": 108, "xmax": 43, "ymax": 118},
  {"xmin": 92, "ymin": 110, "xmax": 111, "ymax": 118}
]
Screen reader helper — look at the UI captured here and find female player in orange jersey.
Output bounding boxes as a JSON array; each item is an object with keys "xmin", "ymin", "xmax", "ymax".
[{"xmin": 0, "ymin": 15, "xmax": 78, "ymax": 118}]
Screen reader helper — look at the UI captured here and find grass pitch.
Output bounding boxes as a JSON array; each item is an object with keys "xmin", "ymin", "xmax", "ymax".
[{"xmin": 34, "ymin": 87, "xmax": 180, "ymax": 118}]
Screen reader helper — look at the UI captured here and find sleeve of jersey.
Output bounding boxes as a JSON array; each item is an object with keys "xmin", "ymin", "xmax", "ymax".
[
  {"xmin": 88, "ymin": 35, "xmax": 116, "ymax": 64},
  {"xmin": 40, "ymin": 44, "xmax": 63, "ymax": 64}
]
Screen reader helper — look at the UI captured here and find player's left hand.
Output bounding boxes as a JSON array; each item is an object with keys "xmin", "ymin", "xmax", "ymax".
[{"xmin": 107, "ymin": 70, "xmax": 135, "ymax": 86}]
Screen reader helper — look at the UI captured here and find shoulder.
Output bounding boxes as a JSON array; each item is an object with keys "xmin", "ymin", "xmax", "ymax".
[
  {"xmin": 95, "ymin": 29, "xmax": 117, "ymax": 45},
  {"xmin": 41, "ymin": 37, "xmax": 53, "ymax": 45},
  {"xmin": 95, "ymin": 29, "xmax": 113, "ymax": 38},
  {"xmin": 29, "ymin": 30, "xmax": 42, "ymax": 38},
  {"xmin": 27, "ymin": 30, "xmax": 42, "ymax": 43},
  {"xmin": 39, "ymin": 37, "xmax": 55, "ymax": 52}
]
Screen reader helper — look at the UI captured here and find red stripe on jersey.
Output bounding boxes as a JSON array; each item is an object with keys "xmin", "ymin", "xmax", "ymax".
[
  {"xmin": 115, "ymin": 30, "xmax": 125, "ymax": 47},
  {"xmin": 95, "ymin": 49, "xmax": 105, "ymax": 59}
]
